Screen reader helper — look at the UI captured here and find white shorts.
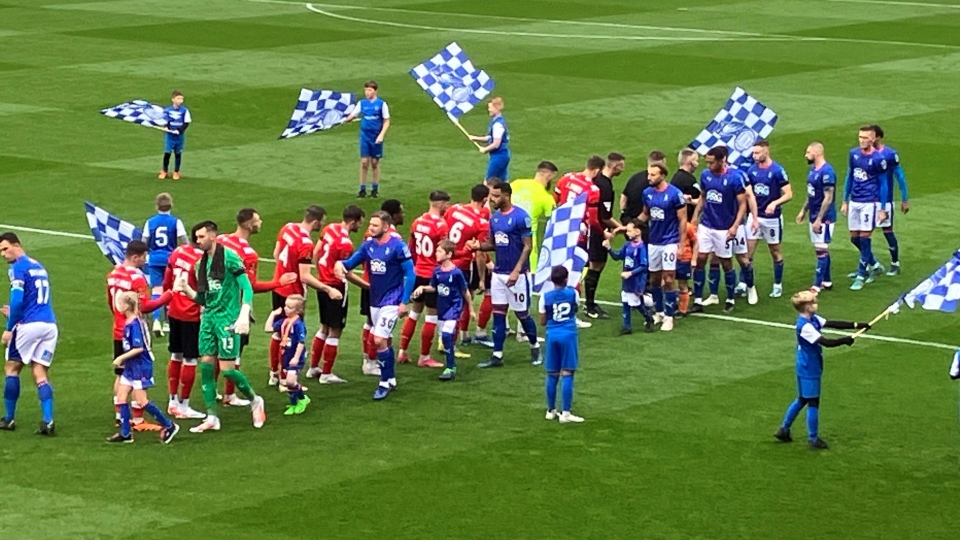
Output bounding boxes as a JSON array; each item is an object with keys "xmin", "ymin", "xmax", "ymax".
[
  {"xmin": 697, "ymin": 225, "xmax": 744, "ymax": 259},
  {"xmin": 119, "ymin": 375, "xmax": 153, "ymax": 390},
  {"xmin": 491, "ymin": 272, "xmax": 532, "ymax": 312},
  {"xmin": 847, "ymin": 201, "xmax": 877, "ymax": 232},
  {"xmin": 746, "ymin": 215, "xmax": 783, "ymax": 245},
  {"xmin": 648, "ymin": 244, "xmax": 678, "ymax": 272},
  {"xmin": 5, "ymin": 322, "xmax": 58, "ymax": 366},
  {"xmin": 370, "ymin": 305, "xmax": 400, "ymax": 339},
  {"xmin": 732, "ymin": 224, "xmax": 748, "ymax": 255},
  {"xmin": 809, "ymin": 222, "xmax": 835, "ymax": 247},
  {"xmin": 439, "ymin": 319, "xmax": 458, "ymax": 334},
  {"xmin": 621, "ymin": 292, "xmax": 642, "ymax": 307},
  {"xmin": 876, "ymin": 202, "xmax": 893, "ymax": 228}
]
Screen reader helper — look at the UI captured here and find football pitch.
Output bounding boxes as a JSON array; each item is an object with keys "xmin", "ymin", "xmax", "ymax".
[{"xmin": 2, "ymin": 0, "xmax": 960, "ymax": 537}]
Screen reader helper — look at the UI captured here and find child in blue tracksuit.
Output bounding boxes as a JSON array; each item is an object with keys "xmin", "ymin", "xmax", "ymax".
[
  {"xmin": 605, "ymin": 219, "xmax": 654, "ymax": 335},
  {"xmin": 265, "ymin": 295, "xmax": 309, "ymax": 415}
]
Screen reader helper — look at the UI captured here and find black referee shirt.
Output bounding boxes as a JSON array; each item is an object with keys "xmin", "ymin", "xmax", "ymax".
[
  {"xmin": 593, "ymin": 173, "xmax": 615, "ymax": 227},
  {"xmin": 670, "ymin": 169, "xmax": 701, "ymax": 221},
  {"xmin": 620, "ymin": 170, "xmax": 648, "ymax": 223}
]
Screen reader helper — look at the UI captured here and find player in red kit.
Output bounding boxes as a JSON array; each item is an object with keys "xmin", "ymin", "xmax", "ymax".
[
  {"xmin": 218, "ymin": 208, "xmax": 296, "ymax": 403},
  {"xmin": 308, "ymin": 205, "xmax": 367, "ymax": 383},
  {"xmin": 107, "ymin": 240, "xmax": 171, "ymax": 430},
  {"xmin": 269, "ymin": 206, "xmax": 343, "ymax": 386},
  {"xmin": 445, "ymin": 184, "xmax": 490, "ymax": 345},
  {"xmin": 162, "ymin": 225, "xmax": 206, "ymax": 419},
  {"xmin": 398, "ymin": 191, "xmax": 451, "ymax": 368},
  {"xmin": 553, "ymin": 155, "xmax": 605, "ymax": 305}
]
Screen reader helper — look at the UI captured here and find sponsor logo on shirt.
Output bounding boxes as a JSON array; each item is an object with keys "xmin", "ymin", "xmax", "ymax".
[{"xmin": 706, "ymin": 190, "xmax": 723, "ymax": 203}]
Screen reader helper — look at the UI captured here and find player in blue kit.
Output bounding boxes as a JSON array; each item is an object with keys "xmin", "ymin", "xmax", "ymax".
[
  {"xmin": 477, "ymin": 181, "xmax": 542, "ymax": 368},
  {"xmin": 604, "ymin": 219, "xmax": 655, "ymax": 335},
  {"xmin": 142, "ymin": 192, "xmax": 187, "ymax": 337},
  {"xmin": 265, "ymin": 295, "xmax": 310, "ymax": 415},
  {"xmin": 108, "ymin": 291, "xmax": 179, "ymax": 443},
  {"xmin": 336, "ymin": 211, "xmax": 415, "ymax": 400},
  {"xmin": 158, "ymin": 90, "xmax": 191, "ymax": 180},
  {"xmin": 414, "ymin": 240, "xmax": 473, "ymax": 381},
  {"xmin": 872, "ymin": 125, "xmax": 909, "ymax": 276},
  {"xmin": 470, "ymin": 97, "xmax": 510, "ymax": 181},
  {"xmin": 0, "ymin": 233, "xmax": 58, "ymax": 435},
  {"xmin": 346, "ymin": 80, "xmax": 391, "ymax": 199},
  {"xmin": 795, "ymin": 142, "xmax": 837, "ymax": 293},
  {"xmin": 640, "ymin": 163, "xmax": 686, "ymax": 331},
  {"xmin": 743, "ymin": 139, "xmax": 793, "ymax": 299},
  {"xmin": 690, "ymin": 146, "xmax": 748, "ymax": 314},
  {"xmin": 539, "ymin": 266, "xmax": 583, "ymax": 423},
  {"xmin": 841, "ymin": 125, "xmax": 890, "ymax": 290},
  {"xmin": 775, "ymin": 290, "xmax": 870, "ymax": 450}
]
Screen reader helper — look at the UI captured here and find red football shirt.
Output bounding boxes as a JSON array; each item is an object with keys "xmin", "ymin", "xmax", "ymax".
[
  {"xmin": 218, "ymin": 233, "xmax": 276, "ymax": 293},
  {"xmin": 316, "ymin": 223, "xmax": 355, "ymax": 286},
  {"xmin": 107, "ymin": 265, "xmax": 150, "ymax": 340},
  {"xmin": 273, "ymin": 223, "xmax": 314, "ymax": 297},
  {"xmin": 445, "ymin": 203, "xmax": 489, "ymax": 271},
  {"xmin": 163, "ymin": 245, "xmax": 203, "ymax": 322},
  {"xmin": 409, "ymin": 212, "xmax": 449, "ymax": 278},
  {"xmin": 555, "ymin": 172, "xmax": 601, "ymax": 232}
]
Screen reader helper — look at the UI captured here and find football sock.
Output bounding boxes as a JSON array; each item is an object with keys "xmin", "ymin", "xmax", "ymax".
[
  {"xmin": 162, "ymin": 152, "xmax": 171, "ymax": 171},
  {"xmin": 119, "ymin": 403, "xmax": 132, "ymax": 437},
  {"xmin": 742, "ymin": 263, "xmax": 755, "ymax": 288},
  {"xmin": 709, "ymin": 263, "xmax": 721, "ymax": 295},
  {"xmin": 322, "ymin": 338, "xmax": 339, "ymax": 375},
  {"xmin": 824, "ymin": 253, "xmax": 832, "ymax": 282},
  {"xmin": 584, "ymin": 269, "xmax": 600, "ymax": 308},
  {"xmin": 492, "ymin": 311, "xmax": 507, "ymax": 353},
  {"xmin": 179, "ymin": 362, "xmax": 196, "ymax": 401},
  {"xmin": 420, "ymin": 316, "xmax": 437, "ymax": 357},
  {"xmin": 724, "ymin": 269, "xmax": 737, "ymax": 300},
  {"xmin": 653, "ymin": 286, "xmax": 664, "ymax": 314},
  {"xmin": 223, "ymin": 369, "xmax": 255, "ymax": 400},
  {"xmin": 773, "ymin": 259, "xmax": 784, "ymax": 285},
  {"xmin": 561, "ymin": 374, "xmax": 574, "ymax": 412},
  {"xmin": 167, "ymin": 356, "xmax": 181, "ymax": 397},
  {"xmin": 37, "ymin": 381, "xmax": 53, "ymax": 424},
  {"xmin": 269, "ymin": 338, "xmax": 281, "ymax": 374},
  {"xmin": 441, "ymin": 332, "xmax": 456, "ymax": 369},
  {"xmin": 546, "ymin": 373, "xmax": 559, "ymax": 411},
  {"xmin": 815, "ymin": 250, "xmax": 829, "ymax": 287},
  {"xmin": 621, "ymin": 302, "xmax": 632, "ymax": 329},
  {"xmin": 311, "ymin": 332, "xmax": 326, "ymax": 369},
  {"xmin": 200, "ymin": 362, "xmax": 218, "ymax": 416},
  {"xmin": 678, "ymin": 291, "xmax": 690, "ymax": 313},
  {"xmin": 478, "ymin": 295, "xmax": 493, "ymax": 330},
  {"xmin": 143, "ymin": 401, "xmax": 173, "ymax": 429},
  {"xmin": 3, "ymin": 375, "xmax": 19, "ymax": 422},
  {"xmin": 519, "ymin": 315, "xmax": 538, "ymax": 347},
  {"xmin": 782, "ymin": 399, "xmax": 803, "ymax": 429},
  {"xmin": 400, "ymin": 312, "xmax": 419, "ymax": 352},
  {"xmin": 884, "ymin": 231, "xmax": 899, "ymax": 264},
  {"xmin": 693, "ymin": 267, "xmax": 706, "ymax": 299},
  {"xmin": 174, "ymin": 153, "xmax": 182, "ymax": 173},
  {"xmin": 807, "ymin": 406, "xmax": 820, "ymax": 441},
  {"xmin": 664, "ymin": 290, "xmax": 678, "ymax": 317}
]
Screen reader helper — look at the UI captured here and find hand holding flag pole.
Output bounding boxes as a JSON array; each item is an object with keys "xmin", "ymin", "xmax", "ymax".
[
  {"xmin": 453, "ymin": 120, "xmax": 484, "ymax": 150},
  {"xmin": 852, "ymin": 309, "xmax": 890, "ymax": 338}
]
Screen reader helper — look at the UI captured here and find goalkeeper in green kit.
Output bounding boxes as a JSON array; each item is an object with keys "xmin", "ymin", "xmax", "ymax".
[{"xmin": 175, "ymin": 220, "xmax": 266, "ymax": 433}]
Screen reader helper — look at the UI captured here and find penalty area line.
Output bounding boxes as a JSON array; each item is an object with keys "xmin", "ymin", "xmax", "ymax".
[{"xmin": 2, "ymin": 222, "xmax": 955, "ymax": 352}]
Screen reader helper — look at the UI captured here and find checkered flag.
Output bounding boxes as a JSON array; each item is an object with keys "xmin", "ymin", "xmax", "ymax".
[
  {"xmin": 279, "ymin": 89, "xmax": 357, "ymax": 139},
  {"xmin": 100, "ymin": 100, "xmax": 169, "ymax": 130},
  {"xmin": 410, "ymin": 42, "xmax": 495, "ymax": 122},
  {"xmin": 533, "ymin": 194, "xmax": 589, "ymax": 294},
  {"xmin": 890, "ymin": 250, "xmax": 960, "ymax": 313},
  {"xmin": 84, "ymin": 202, "xmax": 142, "ymax": 266},
  {"xmin": 689, "ymin": 87, "xmax": 778, "ymax": 166}
]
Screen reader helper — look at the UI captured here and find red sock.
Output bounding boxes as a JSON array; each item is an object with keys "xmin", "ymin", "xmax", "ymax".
[
  {"xmin": 459, "ymin": 308, "xmax": 471, "ymax": 333},
  {"xmin": 132, "ymin": 401, "xmax": 144, "ymax": 421},
  {"xmin": 225, "ymin": 371, "xmax": 236, "ymax": 396},
  {"xmin": 214, "ymin": 362, "xmax": 221, "ymax": 381},
  {"xmin": 365, "ymin": 331, "xmax": 378, "ymax": 361},
  {"xmin": 321, "ymin": 338, "xmax": 339, "ymax": 375},
  {"xmin": 399, "ymin": 315, "xmax": 418, "ymax": 351},
  {"xmin": 478, "ymin": 295, "xmax": 493, "ymax": 329},
  {"xmin": 167, "ymin": 357, "xmax": 181, "ymax": 396},
  {"xmin": 420, "ymin": 317, "xmax": 437, "ymax": 357},
  {"xmin": 361, "ymin": 326, "xmax": 371, "ymax": 358},
  {"xmin": 269, "ymin": 337, "xmax": 281, "ymax": 372},
  {"xmin": 113, "ymin": 396, "xmax": 121, "ymax": 419},
  {"xmin": 179, "ymin": 362, "xmax": 196, "ymax": 401},
  {"xmin": 311, "ymin": 335, "xmax": 325, "ymax": 369}
]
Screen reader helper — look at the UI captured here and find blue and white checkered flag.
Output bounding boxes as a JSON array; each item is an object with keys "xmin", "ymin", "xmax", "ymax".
[
  {"xmin": 689, "ymin": 87, "xmax": 778, "ymax": 166},
  {"xmin": 100, "ymin": 100, "xmax": 168, "ymax": 129},
  {"xmin": 410, "ymin": 42, "xmax": 495, "ymax": 121},
  {"xmin": 890, "ymin": 250, "xmax": 960, "ymax": 313},
  {"xmin": 279, "ymin": 88, "xmax": 357, "ymax": 139},
  {"xmin": 84, "ymin": 202, "xmax": 142, "ymax": 266},
  {"xmin": 534, "ymin": 194, "xmax": 589, "ymax": 294}
]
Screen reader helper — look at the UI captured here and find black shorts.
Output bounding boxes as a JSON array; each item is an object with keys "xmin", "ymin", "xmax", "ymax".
[
  {"xmin": 587, "ymin": 231, "xmax": 608, "ymax": 263},
  {"xmin": 360, "ymin": 287, "xmax": 370, "ymax": 317},
  {"xmin": 317, "ymin": 285, "xmax": 348, "ymax": 330},
  {"xmin": 413, "ymin": 275, "xmax": 437, "ymax": 308},
  {"xmin": 468, "ymin": 261, "xmax": 492, "ymax": 292},
  {"xmin": 272, "ymin": 291, "xmax": 287, "ymax": 311},
  {"xmin": 113, "ymin": 339, "xmax": 124, "ymax": 360},
  {"xmin": 239, "ymin": 333, "xmax": 249, "ymax": 357},
  {"xmin": 168, "ymin": 317, "xmax": 201, "ymax": 359}
]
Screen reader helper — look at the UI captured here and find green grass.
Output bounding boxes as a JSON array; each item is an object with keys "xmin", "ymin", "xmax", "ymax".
[{"xmin": 2, "ymin": 0, "xmax": 960, "ymax": 538}]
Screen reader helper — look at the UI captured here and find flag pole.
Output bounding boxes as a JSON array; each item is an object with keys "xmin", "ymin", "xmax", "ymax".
[
  {"xmin": 852, "ymin": 308, "xmax": 894, "ymax": 338},
  {"xmin": 452, "ymin": 119, "xmax": 484, "ymax": 150},
  {"xmin": 151, "ymin": 125, "xmax": 177, "ymax": 134}
]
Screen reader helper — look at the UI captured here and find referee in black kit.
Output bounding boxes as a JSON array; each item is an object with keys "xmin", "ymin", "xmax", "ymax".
[
  {"xmin": 583, "ymin": 152, "xmax": 625, "ymax": 319},
  {"xmin": 620, "ymin": 150, "xmax": 667, "ymax": 241},
  {"xmin": 671, "ymin": 148, "xmax": 701, "ymax": 219}
]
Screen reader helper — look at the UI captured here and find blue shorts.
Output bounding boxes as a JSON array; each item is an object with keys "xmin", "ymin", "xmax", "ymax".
[
  {"xmin": 545, "ymin": 334, "xmax": 579, "ymax": 372},
  {"xmin": 164, "ymin": 135, "xmax": 184, "ymax": 154},
  {"xmin": 486, "ymin": 153, "xmax": 510, "ymax": 181},
  {"xmin": 121, "ymin": 360, "xmax": 155, "ymax": 390},
  {"xmin": 282, "ymin": 358, "xmax": 305, "ymax": 372},
  {"xmin": 147, "ymin": 265, "xmax": 166, "ymax": 288},
  {"xmin": 360, "ymin": 134, "xmax": 383, "ymax": 159},
  {"xmin": 797, "ymin": 376, "xmax": 821, "ymax": 399},
  {"xmin": 676, "ymin": 261, "xmax": 692, "ymax": 281}
]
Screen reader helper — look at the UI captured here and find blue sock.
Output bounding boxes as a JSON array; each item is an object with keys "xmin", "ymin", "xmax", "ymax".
[
  {"xmin": 867, "ymin": 237, "xmax": 877, "ymax": 265},
  {"xmin": 151, "ymin": 294, "xmax": 161, "ymax": 322},
  {"xmin": 385, "ymin": 348, "xmax": 396, "ymax": 380},
  {"xmin": 119, "ymin": 403, "xmax": 131, "ymax": 437},
  {"xmin": 492, "ymin": 312, "xmax": 507, "ymax": 354},
  {"xmin": 664, "ymin": 290, "xmax": 678, "ymax": 317},
  {"xmin": 3, "ymin": 375, "xmax": 19, "ymax": 422},
  {"xmin": 377, "ymin": 348, "xmax": 392, "ymax": 383},
  {"xmin": 372, "ymin": 182, "xmax": 379, "ymax": 192},
  {"xmin": 37, "ymin": 381, "xmax": 53, "ymax": 424},
  {"xmin": 652, "ymin": 287, "xmax": 664, "ymax": 313},
  {"xmin": 288, "ymin": 388, "xmax": 298, "ymax": 406},
  {"xmin": 815, "ymin": 250, "xmax": 828, "ymax": 287},
  {"xmin": 143, "ymin": 401, "xmax": 172, "ymax": 429},
  {"xmin": 441, "ymin": 332, "xmax": 456, "ymax": 369},
  {"xmin": 693, "ymin": 267, "xmax": 705, "ymax": 299},
  {"xmin": 782, "ymin": 399, "xmax": 804, "ymax": 429},
  {"xmin": 636, "ymin": 305, "xmax": 654, "ymax": 324},
  {"xmin": 296, "ymin": 388, "xmax": 305, "ymax": 401},
  {"xmin": 359, "ymin": 184, "xmax": 366, "ymax": 192},
  {"xmin": 546, "ymin": 373, "xmax": 559, "ymax": 410},
  {"xmin": 860, "ymin": 237, "xmax": 874, "ymax": 275},
  {"xmin": 561, "ymin": 374, "xmax": 574, "ymax": 412},
  {"xmin": 519, "ymin": 315, "xmax": 538, "ymax": 346},
  {"xmin": 621, "ymin": 302, "xmax": 632, "ymax": 329},
  {"xmin": 850, "ymin": 235, "xmax": 862, "ymax": 251},
  {"xmin": 773, "ymin": 259, "xmax": 784, "ymax": 285},
  {"xmin": 884, "ymin": 231, "xmax": 899, "ymax": 264},
  {"xmin": 709, "ymin": 264, "xmax": 721, "ymax": 295},
  {"xmin": 807, "ymin": 406, "xmax": 820, "ymax": 441},
  {"xmin": 742, "ymin": 264, "xmax": 755, "ymax": 288},
  {"xmin": 825, "ymin": 253, "xmax": 832, "ymax": 282},
  {"xmin": 738, "ymin": 267, "xmax": 745, "ymax": 286},
  {"xmin": 724, "ymin": 269, "xmax": 737, "ymax": 300}
]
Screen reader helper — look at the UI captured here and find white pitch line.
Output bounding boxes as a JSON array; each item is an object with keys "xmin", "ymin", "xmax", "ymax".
[
  {"xmin": 3, "ymin": 222, "xmax": 955, "ymax": 352},
  {"xmin": 826, "ymin": 0, "xmax": 960, "ymax": 8}
]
